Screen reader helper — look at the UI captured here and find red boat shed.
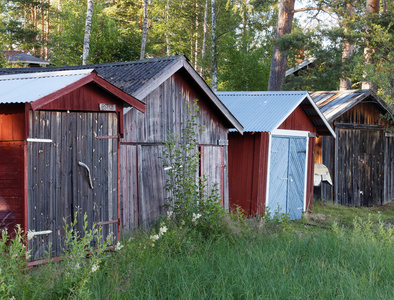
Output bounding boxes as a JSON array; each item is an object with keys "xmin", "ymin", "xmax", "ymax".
[
  {"xmin": 0, "ymin": 70, "xmax": 145, "ymax": 262},
  {"xmin": 217, "ymin": 92, "xmax": 335, "ymax": 219}
]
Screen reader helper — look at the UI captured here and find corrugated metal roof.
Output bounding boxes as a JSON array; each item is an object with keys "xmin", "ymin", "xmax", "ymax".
[
  {"xmin": 0, "ymin": 55, "xmax": 244, "ymax": 133},
  {"xmin": 217, "ymin": 91, "xmax": 334, "ymax": 136},
  {"xmin": 310, "ymin": 89, "xmax": 392, "ymax": 122},
  {"xmin": 0, "ymin": 69, "xmax": 95, "ymax": 104},
  {"xmin": 0, "ymin": 56, "xmax": 183, "ymax": 96}
]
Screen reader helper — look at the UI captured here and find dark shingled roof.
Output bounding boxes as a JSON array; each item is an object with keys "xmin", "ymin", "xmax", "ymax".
[
  {"xmin": 0, "ymin": 55, "xmax": 244, "ymax": 132},
  {"xmin": 0, "ymin": 55, "xmax": 182, "ymax": 96}
]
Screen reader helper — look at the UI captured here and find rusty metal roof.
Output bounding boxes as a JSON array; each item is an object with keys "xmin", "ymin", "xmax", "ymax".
[
  {"xmin": 216, "ymin": 91, "xmax": 335, "ymax": 136},
  {"xmin": 310, "ymin": 89, "xmax": 393, "ymax": 122},
  {"xmin": 0, "ymin": 69, "xmax": 95, "ymax": 104}
]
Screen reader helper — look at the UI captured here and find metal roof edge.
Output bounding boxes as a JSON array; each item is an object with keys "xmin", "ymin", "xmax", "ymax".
[
  {"xmin": 0, "ymin": 69, "xmax": 96, "ymax": 81},
  {"xmin": 305, "ymin": 93, "xmax": 336, "ymax": 138},
  {"xmin": 182, "ymin": 62, "xmax": 244, "ymax": 134}
]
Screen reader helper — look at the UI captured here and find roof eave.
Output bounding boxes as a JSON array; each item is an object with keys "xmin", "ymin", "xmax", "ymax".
[
  {"xmin": 132, "ymin": 56, "xmax": 244, "ymax": 134},
  {"xmin": 30, "ymin": 72, "xmax": 146, "ymax": 112}
]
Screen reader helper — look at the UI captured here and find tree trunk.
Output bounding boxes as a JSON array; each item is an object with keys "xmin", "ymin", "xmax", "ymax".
[
  {"xmin": 140, "ymin": 0, "xmax": 148, "ymax": 60},
  {"xmin": 165, "ymin": 0, "xmax": 171, "ymax": 56},
  {"xmin": 267, "ymin": 0, "xmax": 295, "ymax": 91},
  {"xmin": 362, "ymin": 0, "xmax": 380, "ymax": 90},
  {"xmin": 201, "ymin": 0, "xmax": 208, "ymax": 76},
  {"xmin": 211, "ymin": 0, "xmax": 217, "ymax": 92},
  {"xmin": 340, "ymin": 2, "xmax": 355, "ymax": 90},
  {"xmin": 82, "ymin": 0, "xmax": 94, "ymax": 65},
  {"xmin": 194, "ymin": 0, "xmax": 199, "ymax": 70}
]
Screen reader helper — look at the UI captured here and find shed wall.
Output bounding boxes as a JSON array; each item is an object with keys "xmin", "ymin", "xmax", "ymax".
[
  {"xmin": 315, "ymin": 99, "xmax": 392, "ymax": 206},
  {"xmin": 0, "ymin": 104, "xmax": 25, "ymax": 235},
  {"xmin": 227, "ymin": 132, "xmax": 269, "ymax": 216},
  {"xmin": 120, "ymin": 72, "xmax": 230, "ymax": 230}
]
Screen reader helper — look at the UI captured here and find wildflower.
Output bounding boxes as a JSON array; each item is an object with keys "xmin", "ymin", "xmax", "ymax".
[
  {"xmin": 25, "ymin": 250, "xmax": 31, "ymax": 260},
  {"xmin": 167, "ymin": 211, "xmax": 173, "ymax": 219},
  {"xmin": 91, "ymin": 263, "xmax": 99, "ymax": 273},
  {"xmin": 74, "ymin": 263, "xmax": 81, "ymax": 270},
  {"xmin": 27, "ymin": 230, "xmax": 35, "ymax": 240},
  {"xmin": 159, "ymin": 226, "xmax": 168, "ymax": 236},
  {"xmin": 192, "ymin": 213, "xmax": 202, "ymax": 223},
  {"xmin": 150, "ymin": 234, "xmax": 160, "ymax": 241},
  {"xmin": 115, "ymin": 241, "xmax": 123, "ymax": 251}
]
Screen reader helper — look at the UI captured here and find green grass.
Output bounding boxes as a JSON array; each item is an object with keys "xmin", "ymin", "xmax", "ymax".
[{"xmin": 9, "ymin": 202, "xmax": 394, "ymax": 299}]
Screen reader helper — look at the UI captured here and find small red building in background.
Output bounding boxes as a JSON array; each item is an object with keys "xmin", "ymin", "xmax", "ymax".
[{"xmin": 217, "ymin": 92, "xmax": 335, "ymax": 219}]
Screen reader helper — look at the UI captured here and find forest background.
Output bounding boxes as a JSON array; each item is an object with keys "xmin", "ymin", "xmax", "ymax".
[{"xmin": 0, "ymin": 0, "xmax": 392, "ymax": 102}]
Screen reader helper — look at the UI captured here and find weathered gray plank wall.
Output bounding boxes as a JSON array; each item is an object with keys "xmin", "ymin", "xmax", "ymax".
[
  {"xmin": 385, "ymin": 133, "xmax": 394, "ymax": 204},
  {"xmin": 28, "ymin": 111, "xmax": 119, "ymax": 260},
  {"xmin": 120, "ymin": 72, "xmax": 229, "ymax": 231}
]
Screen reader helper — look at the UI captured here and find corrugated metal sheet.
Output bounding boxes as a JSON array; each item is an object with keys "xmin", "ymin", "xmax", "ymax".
[
  {"xmin": 217, "ymin": 91, "xmax": 308, "ymax": 132},
  {"xmin": 0, "ymin": 69, "xmax": 95, "ymax": 104},
  {"xmin": 310, "ymin": 89, "xmax": 392, "ymax": 122},
  {"xmin": 0, "ymin": 56, "xmax": 183, "ymax": 96},
  {"xmin": 216, "ymin": 91, "xmax": 334, "ymax": 136}
]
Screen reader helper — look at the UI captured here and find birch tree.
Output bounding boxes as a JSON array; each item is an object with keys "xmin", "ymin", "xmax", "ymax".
[
  {"xmin": 140, "ymin": 0, "xmax": 148, "ymax": 60},
  {"xmin": 201, "ymin": 0, "xmax": 208, "ymax": 76},
  {"xmin": 82, "ymin": 0, "xmax": 93, "ymax": 65},
  {"xmin": 211, "ymin": 0, "xmax": 217, "ymax": 91}
]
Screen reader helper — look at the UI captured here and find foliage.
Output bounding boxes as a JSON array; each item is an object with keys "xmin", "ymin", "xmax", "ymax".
[
  {"xmin": 0, "ymin": 225, "xmax": 28, "ymax": 297},
  {"xmin": 0, "ymin": 212, "xmax": 117, "ymax": 299},
  {"xmin": 2, "ymin": 201, "xmax": 393, "ymax": 299},
  {"xmin": 161, "ymin": 100, "xmax": 227, "ymax": 237}
]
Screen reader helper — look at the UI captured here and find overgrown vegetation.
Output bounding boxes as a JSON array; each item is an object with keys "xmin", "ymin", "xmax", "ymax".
[{"xmin": 1, "ymin": 106, "xmax": 393, "ymax": 299}]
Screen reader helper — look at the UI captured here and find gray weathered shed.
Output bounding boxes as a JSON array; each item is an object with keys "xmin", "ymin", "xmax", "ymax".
[
  {"xmin": 311, "ymin": 89, "xmax": 393, "ymax": 206},
  {"xmin": 0, "ymin": 56, "xmax": 243, "ymax": 230}
]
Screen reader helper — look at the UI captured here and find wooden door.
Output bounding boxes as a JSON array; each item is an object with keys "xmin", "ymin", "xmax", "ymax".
[
  {"xmin": 335, "ymin": 126, "xmax": 384, "ymax": 206},
  {"xmin": 27, "ymin": 111, "xmax": 119, "ymax": 260},
  {"xmin": 200, "ymin": 146, "xmax": 225, "ymax": 204},
  {"xmin": 268, "ymin": 135, "xmax": 307, "ymax": 220},
  {"xmin": 384, "ymin": 133, "xmax": 394, "ymax": 204}
]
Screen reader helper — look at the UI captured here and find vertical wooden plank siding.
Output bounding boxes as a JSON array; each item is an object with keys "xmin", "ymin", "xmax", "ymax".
[
  {"xmin": 335, "ymin": 126, "xmax": 384, "ymax": 207},
  {"xmin": 120, "ymin": 72, "xmax": 230, "ymax": 229},
  {"xmin": 384, "ymin": 134, "xmax": 394, "ymax": 204},
  {"xmin": 306, "ymin": 137, "xmax": 316, "ymax": 212},
  {"xmin": 200, "ymin": 146, "xmax": 225, "ymax": 203},
  {"xmin": 27, "ymin": 111, "xmax": 119, "ymax": 260}
]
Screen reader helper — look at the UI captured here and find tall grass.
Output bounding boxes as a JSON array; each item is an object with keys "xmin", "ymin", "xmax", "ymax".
[
  {"xmin": 82, "ymin": 218, "xmax": 393, "ymax": 300},
  {"xmin": 2, "ymin": 204, "xmax": 393, "ymax": 299}
]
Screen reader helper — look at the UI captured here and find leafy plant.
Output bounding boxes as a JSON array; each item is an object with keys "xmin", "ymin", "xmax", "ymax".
[
  {"xmin": 161, "ymin": 100, "xmax": 226, "ymax": 237},
  {"xmin": 0, "ymin": 225, "xmax": 28, "ymax": 298}
]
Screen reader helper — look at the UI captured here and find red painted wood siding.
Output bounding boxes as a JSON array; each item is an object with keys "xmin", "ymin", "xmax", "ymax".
[
  {"xmin": 228, "ymin": 132, "xmax": 269, "ymax": 216},
  {"xmin": 38, "ymin": 83, "xmax": 126, "ymax": 136},
  {"xmin": 0, "ymin": 105, "xmax": 25, "ymax": 234},
  {"xmin": 278, "ymin": 106, "xmax": 317, "ymax": 133}
]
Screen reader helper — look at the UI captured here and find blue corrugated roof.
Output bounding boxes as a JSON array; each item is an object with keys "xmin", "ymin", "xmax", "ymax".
[{"xmin": 216, "ymin": 91, "xmax": 311, "ymax": 132}]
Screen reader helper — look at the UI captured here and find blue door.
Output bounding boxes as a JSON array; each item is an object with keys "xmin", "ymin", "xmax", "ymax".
[{"xmin": 268, "ymin": 135, "xmax": 307, "ymax": 220}]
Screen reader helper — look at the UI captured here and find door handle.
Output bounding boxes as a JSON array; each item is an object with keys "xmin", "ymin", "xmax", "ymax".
[{"xmin": 78, "ymin": 161, "xmax": 93, "ymax": 189}]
